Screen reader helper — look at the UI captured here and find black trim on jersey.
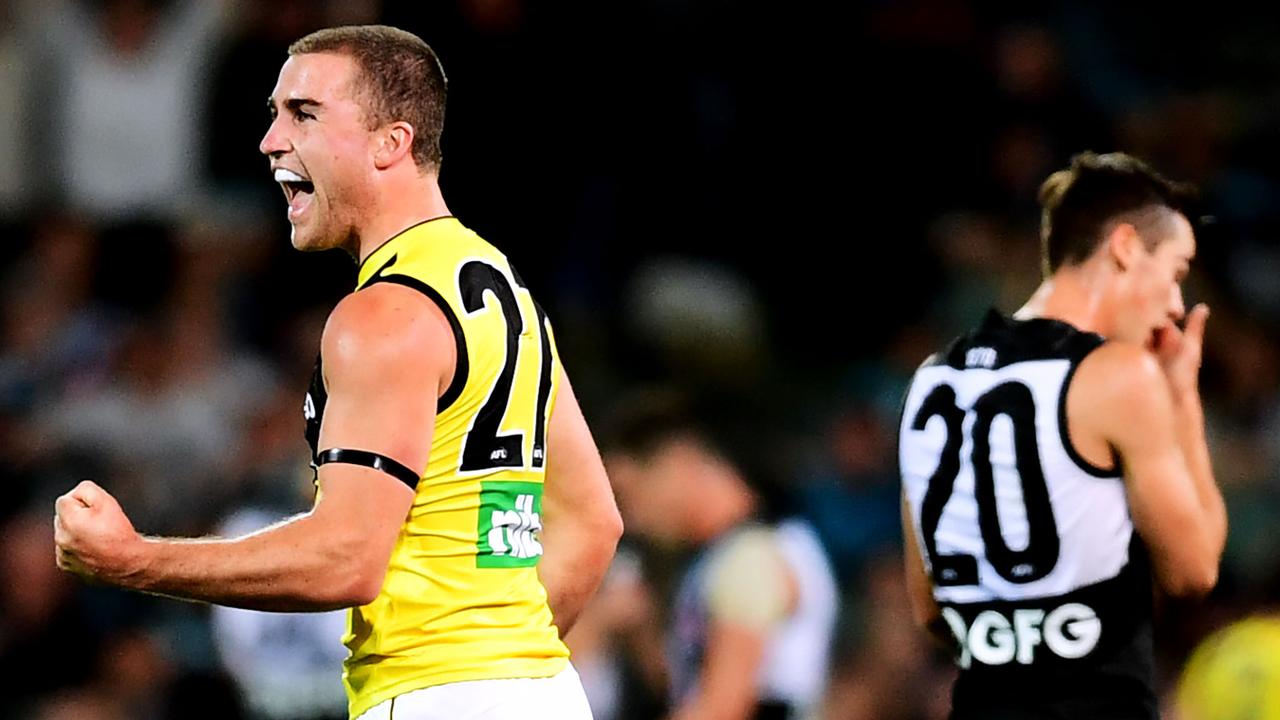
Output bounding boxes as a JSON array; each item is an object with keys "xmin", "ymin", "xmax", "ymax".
[
  {"xmin": 1057, "ymin": 348, "xmax": 1122, "ymax": 478},
  {"xmin": 939, "ymin": 310, "xmax": 1103, "ymax": 370},
  {"xmin": 361, "ymin": 254, "xmax": 469, "ymax": 413},
  {"xmin": 509, "ymin": 262, "xmax": 527, "ymax": 289},
  {"xmin": 937, "ymin": 309, "xmax": 1120, "ymax": 478},
  {"xmin": 303, "ymin": 355, "xmax": 327, "ymax": 462},
  {"xmin": 316, "ymin": 448, "xmax": 421, "ymax": 489},
  {"xmin": 356, "ymin": 215, "xmax": 456, "ymax": 277}
]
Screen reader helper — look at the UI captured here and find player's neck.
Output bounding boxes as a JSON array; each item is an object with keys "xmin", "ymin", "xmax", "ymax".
[
  {"xmin": 356, "ymin": 173, "xmax": 452, "ymax": 264},
  {"xmin": 1014, "ymin": 264, "xmax": 1112, "ymax": 336}
]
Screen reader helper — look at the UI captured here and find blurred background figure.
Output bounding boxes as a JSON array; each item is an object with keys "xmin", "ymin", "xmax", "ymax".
[
  {"xmin": 564, "ymin": 547, "xmax": 668, "ymax": 720},
  {"xmin": 604, "ymin": 393, "xmax": 839, "ymax": 720},
  {"xmin": 31, "ymin": 0, "xmax": 232, "ymax": 222},
  {"xmin": 821, "ymin": 555, "xmax": 954, "ymax": 720},
  {"xmin": 0, "ymin": 509, "xmax": 100, "ymax": 718},
  {"xmin": 206, "ymin": 383, "xmax": 348, "ymax": 720},
  {"xmin": 211, "ymin": 509, "xmax": 348, "ymax": 720},
  {"xmin": 0, "ymin": 1, "xmax": 41, "ymax": 215}
]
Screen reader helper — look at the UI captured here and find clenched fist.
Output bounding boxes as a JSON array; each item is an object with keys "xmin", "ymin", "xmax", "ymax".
[{"xmin": 54, "ymin": 480, "xmax": 147, "ymax": 586}]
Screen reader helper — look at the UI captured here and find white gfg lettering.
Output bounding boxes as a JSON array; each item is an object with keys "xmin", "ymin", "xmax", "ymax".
[{"xmin": 942, "ymin": 602, "xmax": 1101, "ymax": 668}]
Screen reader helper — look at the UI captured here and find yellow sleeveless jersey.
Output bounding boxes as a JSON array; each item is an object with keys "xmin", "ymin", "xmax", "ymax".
[{"xmin": 301, "ymin": 217, "xmax": 570, "ymax": 718}]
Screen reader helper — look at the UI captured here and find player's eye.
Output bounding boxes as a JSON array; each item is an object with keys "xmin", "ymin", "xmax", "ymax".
[{"xmin": 293, "ymin": 109, "xmax": 315, "ymax": 122}]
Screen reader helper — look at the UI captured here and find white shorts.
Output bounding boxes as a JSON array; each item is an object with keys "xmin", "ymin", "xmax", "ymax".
[{"xmin": 354, "ymin": 665, "xmax": 593, "ymax": 720}]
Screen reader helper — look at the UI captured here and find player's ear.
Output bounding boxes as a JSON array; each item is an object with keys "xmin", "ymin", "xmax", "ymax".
[
  {"xmin": 373, "ymin": 121, "xmax": 415, "ymax": 170},
  {"xmin": 1105, "ymin": 222, "xmax": 1143, "ymax": 272}
]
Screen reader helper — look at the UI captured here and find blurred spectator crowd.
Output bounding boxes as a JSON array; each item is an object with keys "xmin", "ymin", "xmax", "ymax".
[{"xmin": 1, "ymin": 1, "xmax": 1278, "ymax": 718}]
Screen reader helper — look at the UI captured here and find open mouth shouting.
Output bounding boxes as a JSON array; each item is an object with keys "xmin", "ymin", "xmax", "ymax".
[{"xmin": 274, "ymin": 167, "xmax": 315, "ymax": 221}]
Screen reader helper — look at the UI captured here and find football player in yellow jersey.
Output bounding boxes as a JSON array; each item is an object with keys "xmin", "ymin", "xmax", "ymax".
[{"xmin": 53, "ymin": 25, "xmax": 622, "ymax": 719}]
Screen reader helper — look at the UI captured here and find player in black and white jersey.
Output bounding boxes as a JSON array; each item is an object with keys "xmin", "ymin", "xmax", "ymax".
[{"xmin": 898, "ymin": 152, "xmax": 1227, "ymax": 719}]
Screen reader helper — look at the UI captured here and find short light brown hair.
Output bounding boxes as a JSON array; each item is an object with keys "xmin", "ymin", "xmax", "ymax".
[
  {"xmin": 289, "ymin": 25, "xmax": 447, "ymax": 171},
  {"xmin": 1038, "ymin": 151, "xmax": 1197, "ymax": 277}
]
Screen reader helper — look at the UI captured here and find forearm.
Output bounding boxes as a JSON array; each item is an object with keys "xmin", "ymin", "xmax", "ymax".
[
  {"xmin": 669, "ymin": 622, "xmax": 766, "ymax": 720},
  {"xmin": 539, "ymin": 527, "xmax": 620, "ymax": 635},
  {"xmin": 1172, "ymin": 391, "xmax": 1228, "ymax": 554},
  {"xmin": 132, "ymin": 512, "xmax": 373, "ymax": 612}
]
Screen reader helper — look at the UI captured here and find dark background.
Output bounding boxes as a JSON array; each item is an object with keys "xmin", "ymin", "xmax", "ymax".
[{"xmin": 1, "ymin": 1, "xmax": 1277, "ymax": 718}]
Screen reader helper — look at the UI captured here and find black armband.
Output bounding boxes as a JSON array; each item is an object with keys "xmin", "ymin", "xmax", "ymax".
[{"xmin": 315, "ymin": 448, "xmax": 420, "ymax": 489}]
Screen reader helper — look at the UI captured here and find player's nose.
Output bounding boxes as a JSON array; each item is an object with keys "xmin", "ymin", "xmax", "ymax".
[
  {"xmin": 259, "ymin": 119, "xmax": 290, "ymax": 157},
  {"xmin": 1169, "ymin": 286, "xmax": 1186, "ymax": 323}
]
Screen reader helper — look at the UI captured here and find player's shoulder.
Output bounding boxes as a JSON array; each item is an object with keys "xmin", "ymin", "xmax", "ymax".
[
  {"xmin": 703, "ymin": 524, "xmax": 795, "ymax": 625},
  {"xmin": 330, "ymin": 280, "xmax": 451, "ymax": 333},
  {"xmin": 321, "ymin": 282, "xmax": 455, "ymax": 373},
  {"xmin": 704, "ymin": 524, "xmax": 797, "ymax": 588},
  {"xmin": 713, "ymin": 525, "xmax": 784, "ymax": 564},
  {"xmin": 1075, "ymin": 341, "xmax": 1164, "ymax": 392},
  {"xmin": 1072, "ymin": 340, "xmax": 1170, "ymax": 418}
]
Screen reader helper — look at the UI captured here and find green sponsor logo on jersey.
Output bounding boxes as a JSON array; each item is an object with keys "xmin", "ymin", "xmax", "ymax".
[{"xmin": 476, "ymin": 481, "xmax": 544, "ymax": 568}]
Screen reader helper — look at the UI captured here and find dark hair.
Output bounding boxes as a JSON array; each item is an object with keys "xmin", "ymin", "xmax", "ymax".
[
  {"xmin": 289, "ymin": 25, "xmax": 447, "ymax": 171},
  {"xmin": 1038, "ymin": 151, "xmax": 1198, "ymax": 276},
  {"xmin": 604, "ymin": 390, "xmax": 714, "ymax": 462},
  {"xmin": 603, "ymin": 389, "xmax": 794, "ymax": 519}
]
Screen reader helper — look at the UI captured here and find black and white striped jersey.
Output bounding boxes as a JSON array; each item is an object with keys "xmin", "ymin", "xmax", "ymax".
[{"xmin": 899, "ymin": 310, "xmax": 1156, "ymax": 719}]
